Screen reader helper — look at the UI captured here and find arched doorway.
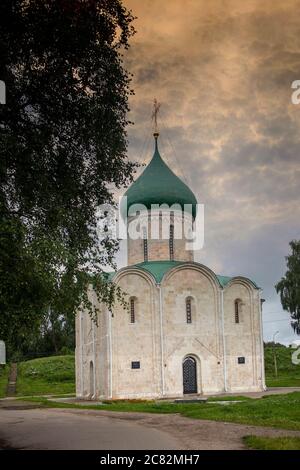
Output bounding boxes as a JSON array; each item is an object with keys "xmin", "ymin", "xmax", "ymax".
[
  {"xmin": 89, "ymin": 361, "xmax": 95, "ymax": 398},
  {"xmin": 183, "ymin": 356, "xmax": 197, "ymax": 394}
]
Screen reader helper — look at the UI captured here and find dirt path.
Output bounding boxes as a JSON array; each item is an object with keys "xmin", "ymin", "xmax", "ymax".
[{"xmin": 1, "ymin": 406, "xmax": 300, "ymax": 450}]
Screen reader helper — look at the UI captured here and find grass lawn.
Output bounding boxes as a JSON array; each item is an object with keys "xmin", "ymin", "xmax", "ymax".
[
  {"xmin": 207, "ymin": 395, "xmax": 250, "ymax": 402},
  {"xmin": 16, "ymin": 355, "xmax": 75, "ymax": 396},
  {"xmin": 0, "ymin": 365, "xmax": 9, "ymax": 398},
  {"xmin": 23, "ymin": 391, "xmax": 300, "ymax": 431},
  {"xmin": 266, "ymin": 374, "xmax": 300, "ymax": 388},
  {"xmin": 244, "ymin": 435, "xmax": 300, "ymax": 450},
  {"xmin": 265, "ymin": 343, "xmax": 300, "ymax": 387}
]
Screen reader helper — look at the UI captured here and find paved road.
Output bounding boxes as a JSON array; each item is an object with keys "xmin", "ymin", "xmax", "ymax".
[
  {"xmin": 0, "ymin": 408, "xmax": 180, "ymax": 450},
  {"xmin": 1, "ymin": 406, "xmax": 300, "ymax": 450},
  {"xmin": 0, "ymin": 409, "xmax": 179, "ymax": 450}
]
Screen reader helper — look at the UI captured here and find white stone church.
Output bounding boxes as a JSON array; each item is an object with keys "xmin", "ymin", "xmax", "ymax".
[{"xmin": 75, "ymin": 127, "xmax": 266, "ymax": 400}]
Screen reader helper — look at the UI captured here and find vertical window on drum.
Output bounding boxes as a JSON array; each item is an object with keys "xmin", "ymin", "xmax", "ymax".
[
  {"xmin": 234, "ymin": 299, "xmax": 241, "ymax": 324},
  {"xmin": 143, "ymin": 227, "xmax": 148, "ymax": 262},
  {"xmin": 169, "ymin": 224, "xmax": 174, "ymax": 260},
  {"xmin": 130, "ymin": 297, "xmax": 136, "ymax": 324},
  {"xmin": 186, "ymin": 298, "xmax": 192, "ymax": 323}
]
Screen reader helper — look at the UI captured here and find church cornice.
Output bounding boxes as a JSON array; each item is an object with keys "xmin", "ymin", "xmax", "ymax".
[{"xmin": 108, "ymin": 260, "xmax": 259, "ymax": 291}]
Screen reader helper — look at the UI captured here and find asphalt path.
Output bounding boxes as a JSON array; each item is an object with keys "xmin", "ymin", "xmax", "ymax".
[{"xmin": 0, "ymin": 407, "xmax": 179, "ymax": 450}]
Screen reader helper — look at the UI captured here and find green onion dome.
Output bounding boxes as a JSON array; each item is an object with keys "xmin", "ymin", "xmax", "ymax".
[{"xmin": 123, "ymin": 136, "xmax": 197, "ymax": 219}]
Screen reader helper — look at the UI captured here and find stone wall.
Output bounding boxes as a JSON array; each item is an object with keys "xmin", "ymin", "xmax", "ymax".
[
  {"xmin": 223, "ymin": 281, "xmax": 264, "ymax": 392},
  {"xmin": 162, "ymin": 266, "xmax": 224, "ymax": 396},
  {"xmin": 75, "ymin": 265, "xmax": 265, "ymax": 399},
  {"xmin": 127, "ymin": 210, "xmax": 194, "ymax": 264}
]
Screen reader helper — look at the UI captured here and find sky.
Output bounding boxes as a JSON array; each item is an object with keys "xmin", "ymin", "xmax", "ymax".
[{"xmin": 116, "ymin": 0, "xmax": 300, "ymax": 345}]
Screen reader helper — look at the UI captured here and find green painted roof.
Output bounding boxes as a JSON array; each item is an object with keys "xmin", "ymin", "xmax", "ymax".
[
  {"xmin": 124, "ymin": 137, "xmax": 197, "ymax": 218},
  {"xmin": 133, "ymin": 261, "xmax": 258, "ymax": 288},
  {"xmin": 217, "ymin": 275, "xmax": 233, "ymax": 287},
  {"xmin": 106, "ymin": 261, "xmax": 258, "ymax": 289},
  {"xmin": 135, "ymin": 260, "xmax": 229, "ymax": 285},
  {"xmin": 135, "ymin": 260, "xmax": 184, "ymax": 283}
]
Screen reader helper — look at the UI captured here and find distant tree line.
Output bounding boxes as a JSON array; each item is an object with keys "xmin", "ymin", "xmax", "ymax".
[{"xmin": 11, "ymin": 310, "xmax": 75, "ymax": 361}]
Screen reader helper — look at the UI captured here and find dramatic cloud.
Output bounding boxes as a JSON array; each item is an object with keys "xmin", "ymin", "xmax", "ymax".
[{"xmin": 118, "ymin": 0, "xmax": 300, "ymax": 344}]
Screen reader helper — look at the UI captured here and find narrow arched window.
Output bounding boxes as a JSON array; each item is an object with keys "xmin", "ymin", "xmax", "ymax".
[
  {"xmin": 169, "ymin": 224, "xmax": 174, "ymax": 260},
  {"xmin": 143, "ymin": 227, "xmax": 148, "ymax": 262},
  {"xmin": 130, "ymin": 297, "xmax": 136, "ymax": 324},
  {"xmin": 235, "ymin": 299, "xmax": 241, "ymax": 324},
  {"xmin": 186, "ymin": 298, "xmax": 192, "ymax": 323}
]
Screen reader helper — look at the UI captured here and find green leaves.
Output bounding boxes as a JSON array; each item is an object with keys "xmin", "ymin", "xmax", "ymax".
[
  {"xmin": 275, "ymin": 240, "xmax": 300, "ymax": 335},
  {"xmin": 0, "ymin": 0, "xmax": 136, "ymax": 357}
]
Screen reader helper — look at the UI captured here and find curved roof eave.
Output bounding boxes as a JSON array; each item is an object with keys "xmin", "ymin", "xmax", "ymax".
[
  {"xmin": 104, "ymin": 262, "xmax": 259, "ymax": 291},
  {"xmin": 224, "ymin": 275, "xmax": 260, "ymax": 290}
]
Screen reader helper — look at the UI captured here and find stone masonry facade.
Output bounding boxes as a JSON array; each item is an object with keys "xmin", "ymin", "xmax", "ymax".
[{"xmin": 75, "ymin": 257, "xmax": 265, "ymax": 399}]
